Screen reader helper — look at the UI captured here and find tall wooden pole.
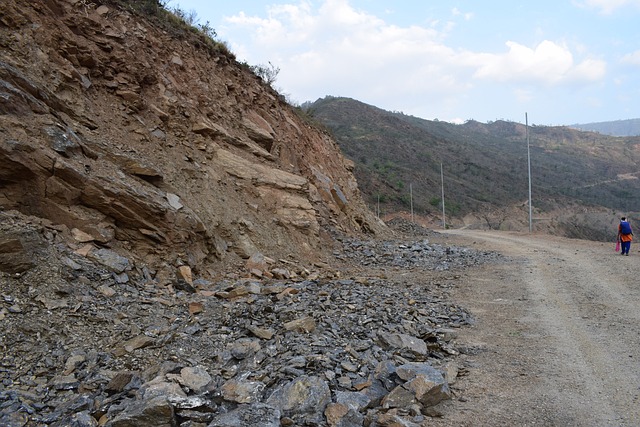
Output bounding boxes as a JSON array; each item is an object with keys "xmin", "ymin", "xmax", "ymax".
[
  {"xmin": 526, "ymin": 113, "xmax": 533, "ymax": 233},
  {"xmin": 441, "ymin": 162, "xmax": 446, "ymax": 229}
]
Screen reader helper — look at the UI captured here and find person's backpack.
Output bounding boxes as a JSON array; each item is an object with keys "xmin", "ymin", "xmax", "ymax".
[{"xmin": 620, "ymin": 221, "xmax": 632, "ymax": 235}]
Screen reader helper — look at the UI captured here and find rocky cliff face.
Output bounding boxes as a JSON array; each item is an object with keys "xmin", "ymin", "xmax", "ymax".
[{"xmin": 0, "ymin": 0, "xmax": 385, "ymax": 280}]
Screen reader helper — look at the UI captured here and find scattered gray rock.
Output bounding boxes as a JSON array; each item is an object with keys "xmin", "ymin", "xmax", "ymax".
[
  {"xmin": 266, "ymin": 375, "xmax": 331, "ymax": 425},
  {"xmin": 106, "ymin": 396, "xmax": 175, "ymax": 427},
  {"xmin": 0, "ymin": 211, "xmax": 502, "ymax": 426},
  {"xmin": 208, "ymin": 403, "xmax": 280, "ymax": 427},
  {"xmin": 88, "ymin": 248, "xmax": 130, "ymax": 273}
]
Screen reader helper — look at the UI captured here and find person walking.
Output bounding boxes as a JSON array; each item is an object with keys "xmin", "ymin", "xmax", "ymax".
[{"xmin": 618, "ymin": 217, "xmax": 633, "ymax": 256}]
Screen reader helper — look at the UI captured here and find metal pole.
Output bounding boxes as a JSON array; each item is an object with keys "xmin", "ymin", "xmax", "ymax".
[
  {"xmin": 441, "ymin": 162, "xmax": 446, "ymax": 229},
  {"xmin": 409, "ymin": 183, "xmax": 414, "ymax": 223},
  {"xmin": 377, "ymin": 194, "xmax": 380, "ymax": 219},
  {"xmin": 526, "ymin": 113, "xmax": 533, "ymax": 233}
]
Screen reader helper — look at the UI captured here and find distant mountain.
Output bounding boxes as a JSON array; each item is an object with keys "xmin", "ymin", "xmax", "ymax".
[
  {"xmin": 304, "ymin": 96, "xmax": 640, "ymax": 237},
  {"xmin": 571, "ymin": 118, "xmax": 640, "ymax": 136}
]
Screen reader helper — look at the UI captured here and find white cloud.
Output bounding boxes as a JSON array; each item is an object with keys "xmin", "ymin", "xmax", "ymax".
[
  {"xmin": 318, "ymin": 0, "xmax": 380, "ymax": 26},
  {"xmin": 225, "ymin": 3, "xmax": 315, "ymax": 48},
  {"xmin": 227, "ymin": 0, "xmax": 464, "ymax": 97},
  {"xmin": 471, "ymin": 40, "xmax": 605, "ymax": 84},
  {"xmin": 221, "ymin": 0, "xmax": 610, "ymax": 122}
]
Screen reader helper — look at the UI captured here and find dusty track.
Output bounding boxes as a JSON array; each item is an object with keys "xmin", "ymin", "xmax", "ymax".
[{"xmin": 431, "ymin": 230, "xmax": 640, "ymax": 426}]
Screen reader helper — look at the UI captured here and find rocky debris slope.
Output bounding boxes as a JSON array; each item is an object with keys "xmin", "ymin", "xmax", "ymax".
[
  {"xmin": 0, "ymin": 0, "xmax": 385, "ymax": 282},
  {"xmin": 0, "ymin": 1, "xmax": 506, "ymax": 426},
  {"xmin": 0, "ymin": 211, "xmax": 503, "ymax": 426}
]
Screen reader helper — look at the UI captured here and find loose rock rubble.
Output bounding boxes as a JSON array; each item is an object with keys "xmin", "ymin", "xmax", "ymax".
[
  {"xmin": 0, "ymin": 1, "xmax": 511, "ymax": 425},
  {"xmin": 0, "ymin": 211, "xmax": 505, "ymax": 426},
  {"xmin": 336, "ymin": 236, "xmax": 500, "ymax": 271},
  {"xmin": 382, "ymin": 218, "xmax": 434, "ymax": 237}
]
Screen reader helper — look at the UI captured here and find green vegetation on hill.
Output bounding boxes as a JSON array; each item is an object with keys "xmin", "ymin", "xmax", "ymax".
[{"xmin": 305, "ymin": 96, "xmax": 640, "ymax": 220}]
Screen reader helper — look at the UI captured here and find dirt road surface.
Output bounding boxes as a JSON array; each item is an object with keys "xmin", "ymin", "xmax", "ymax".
[{"xmin": 431, "ymin": 230, "xmax": 640, "ymax": 426}]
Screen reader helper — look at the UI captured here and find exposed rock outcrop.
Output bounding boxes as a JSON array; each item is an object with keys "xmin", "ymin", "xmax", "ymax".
[{"xmin": 0, "ymin": 0, "xmax": 385, "ymax": 283}]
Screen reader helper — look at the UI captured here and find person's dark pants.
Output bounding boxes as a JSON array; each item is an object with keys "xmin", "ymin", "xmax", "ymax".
[{"xmin": 621, "ymin": 241, "xmax": 631, "ymax": 255}]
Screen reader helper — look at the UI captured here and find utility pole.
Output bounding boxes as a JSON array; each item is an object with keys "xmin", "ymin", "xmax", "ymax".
[
  {"xmin": 526, "ymin": 113, "xmax": 533, "ymax": 233},
  {"xmin": 441, "ymin": 162, "xmax": 446, "ymax": 229}
]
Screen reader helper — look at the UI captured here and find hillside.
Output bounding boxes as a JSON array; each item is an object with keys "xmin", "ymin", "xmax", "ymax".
[
  {"xmin": 571, "ymin": 118, "xmax": 640, "ymax": 136},
  {"xmin": 305, "ymin": 96, "xmax": 640, "ymax": 240}
]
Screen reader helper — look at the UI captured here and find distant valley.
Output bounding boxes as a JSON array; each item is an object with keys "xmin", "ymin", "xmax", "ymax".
[{"xmin": 303, "ymin": 97, "xmax": 640, "ymax": 240}]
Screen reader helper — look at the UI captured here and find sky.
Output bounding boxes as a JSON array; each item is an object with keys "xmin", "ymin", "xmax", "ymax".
[{"xmin": 169, "ymin": 0, "xmax": 640, "ymax": 126}]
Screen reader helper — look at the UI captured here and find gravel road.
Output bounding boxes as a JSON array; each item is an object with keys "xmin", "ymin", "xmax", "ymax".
[{"xmin": 431, "ymin": 230, "xmax": 640, "ymax": 426}]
